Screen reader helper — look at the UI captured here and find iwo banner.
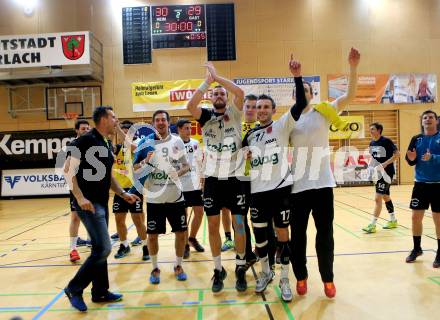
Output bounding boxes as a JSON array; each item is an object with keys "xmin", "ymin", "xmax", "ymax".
[
  {"xmin": 1, "ymin": 168, "xmax": 69, "ymax": 197},
  {"xmin": 0, "ymin": 31, "xmax": 90, "ymax": 69},
  {"xmin": 132, "ymin": 79, "xmax": 214, "ymax": 112},
  {"xmin": 328, "ymin": 73, "xmax": 437, "ymax": 104}
]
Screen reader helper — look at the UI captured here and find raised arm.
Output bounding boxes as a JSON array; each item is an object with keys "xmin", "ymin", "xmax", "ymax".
[
  {"xmin": 186, "ymin": 69, "xmax": 215, "ymax": 120},
  {"xmin": 205, "ymin": 62, "xmax": 244, "ymax": 111},
  {"xmin": 289, "ymin": 55, "xmax": 307, "ymax": 120},
  {"xmin": 334, "ymin": 47, "xmax": 360, "ymax": 112}
]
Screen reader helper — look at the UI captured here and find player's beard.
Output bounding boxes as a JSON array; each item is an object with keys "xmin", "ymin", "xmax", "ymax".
[{"xmin": 213, "ymin": 100, "xmax": 226, "ymax": 110}]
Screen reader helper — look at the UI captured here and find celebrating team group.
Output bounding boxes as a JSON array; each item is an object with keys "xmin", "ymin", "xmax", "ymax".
[{"xmin": 62, "ymin": 48, "xmax": 440, "ymax": 313}]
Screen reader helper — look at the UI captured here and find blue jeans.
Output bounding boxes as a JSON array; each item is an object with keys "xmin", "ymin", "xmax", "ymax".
[{"xmin": 67, "ymin": 203, "xmax": 112, "ymax": 297}]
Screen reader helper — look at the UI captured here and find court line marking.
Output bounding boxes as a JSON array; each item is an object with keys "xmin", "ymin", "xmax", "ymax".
[
  {"xmin": 31, "ymin": 289, "xmax": 64, "ymax": 320},
  {"xmin": 274, "ymin": 285, "xmax": 295, "ymax": 320},
  {"xmin": 427, "ymin": 276, "xmax": 440, "ymax": 286},
  {"xmin": 0, "ymin": 249, "xmax": 436, "ymax": 270},
  {"xmin": 197, "ymin": 290, "xmax": 204, "ymax": 320}
]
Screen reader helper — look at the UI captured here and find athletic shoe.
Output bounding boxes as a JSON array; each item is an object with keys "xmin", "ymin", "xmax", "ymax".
[
  {"xmin": 174, "ymin": 265, "xmax": 188, "ymax": 281},
  {"xmin": 362, "ymin": 223, "xmax": 376, "ymax": 233},
  {"xmin": 433, "ymin": 251, "xmax": 440, "ymax": 268},
  {"xmin": 183, "ymin": 244, "xmax": 190, "ymax": 259},
  {"xmin": 255, "ymin": 272, "xmax": 272, "ymax": 293},
  {"xmin": 64, "ymin": 287, "xmax": 87, "ymax": 312},
  {"xmin": 324, "ymin": 282, "xmax": 336, "ymax": 298},
  {"xmin": 211, "ymin": 267, "xmax": 227, "ymax": 293},
  {"xmin": 279, "ymin": 278, "xmax": 293, "ymax": 302},
  {"xmin": 69, "ymin": 249, "xmax": 80, "ymax": 262},
  {"xmin": 91, "ymin": 291, "xmax": 123, "ymax": 303},
  {"xmin": 114, "ymin": 244, "xmax": 130, "ymax": 259},
  {"xmin": 111, "ymin": 233, "xmax": 119, "ymax": 240},
  {"xmin": 142, "ymin": 245, "xmax": 150, "ymax": 261},
  {"xmin": 383, "ymin": 220, "xmax": 398, "ymax": 229},
  {"xmin": 270, "ymin": 265, "xmax": 276, "ymax": 282},
  {"xmin": 86, "ymin": 240, "xmax": 92, "ymax": 248},
  {"xmin": 244, "ymin": 253, "xmax": 258, "ymax": 271},
  {"xmin": 76, "ymin": 237, "xmax": 88, "ymax": 247},
  {"xmin": 221, "ymin": 239, "xmax": 234, "ymax": 252},
  {"xmin": 149, "ymin": 268, "xmax": 161, "ymax": 284},
  {"xmin": 296, "ymin": 279, "xmax": 307, "ymax": 296},
  {"xmin": 188, "ymin": 237, "xmax": 205, "ymax": 252},
  {"xmin": 405, "ymin": 248, "xmax": 423, "ymax": 263},
  {"xmin": 131, "ymin": 236, "xmax": 142, "ymax": 246},
  {"xmin": 235, "ymin": 265, "xmax": 247, "ymax": 292}
]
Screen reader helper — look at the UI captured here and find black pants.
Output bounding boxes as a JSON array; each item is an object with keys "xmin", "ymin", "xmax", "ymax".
[
  {"xmin": 290, "ymin": 188, "xmax": 334, "ymax": 282},
  {"xmin": 68, "ymin": 203, "xmax": 111, "ymax": 297}
]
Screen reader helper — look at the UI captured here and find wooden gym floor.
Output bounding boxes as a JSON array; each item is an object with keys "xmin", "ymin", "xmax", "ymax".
[{"xmin": 0, "ymin": 185, "xmax": 439, "ymax": 320}]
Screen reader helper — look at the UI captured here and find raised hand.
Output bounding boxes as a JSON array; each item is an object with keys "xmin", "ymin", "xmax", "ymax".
[
  {"xmin": 204, "ymin": 62, "xmax": 217, "ymax": 81},
  {"xmin": 348, "ymin": 47, "xmax": 360, "ymax": 67},
  {"xmin": 289, "ymin": 54, "xmax": 302, "ymax": 77},
  {"xmin": 406, "ymin": 148, "xmax": 417, "ymax": 161}
]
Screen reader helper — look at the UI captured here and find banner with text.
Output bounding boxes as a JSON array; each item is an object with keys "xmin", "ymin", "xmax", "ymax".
[
  {"xmin": 234, "ymin": 76, "xmax": 321, "ymax": 106},
  {"xmin": 132, "ymin": 79, "xmax": 216, "ymax": 112},
  {"xmin": 329, "ymin": 116, "xmax": 365, "ymax": 140},
  {"xmin": 328, "ymin": 73, "xmax": 437, "ymax": 104},
  {"xmin": 0, "ymin": 31, "xmax": 90, "ymax": 69},
  {"xmin": 1, "ymin": 168, "xmax": 69, "ymax": 197}
]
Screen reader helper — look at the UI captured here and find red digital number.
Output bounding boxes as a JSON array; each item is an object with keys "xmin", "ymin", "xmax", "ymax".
[
  {"xmin": 179, "ymin": 21, "xmax": 186, "ymax": 32},
  {"xmin": 188, "ymin": 6, "xmax": 194, "ymax": 16},
  {"xmin": 187, "ymin": 21, "xmax": 193, "ymax": 31},
  {"xmin": 194, "ymin": 6, "xmax": 202, "ymax": 15},
  {"xmin": 171, "ymin": 22, "xmax": 177, "ymax": 32},
  {"xmin": 155, "ymin": 7, "xmax": 168, "ymax": 17}
]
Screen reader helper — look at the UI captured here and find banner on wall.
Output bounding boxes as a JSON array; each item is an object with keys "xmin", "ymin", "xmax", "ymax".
[
  {"xmin": 1, "ymin": 168, "xmax": 69, "ymax": 197},
  {"xmin": 132, "ymin": 79, "xmax": 215, "ymax": 112},
  {"xmin": 234, "ymin": 76, "xmax": 321, "ymax": 106},
  {"xmin": 0, "ymin": 130, "xmax": 75, "ymax": 170},
  {"xmin": 329, "ymin": 116, "xmax": 365, "ymax": 140},
  {"xmin": 328, "ymin": 73, "xmax": 437, "ymax": 104},
  {"xmin": 0, "ymin": 31, "xmax": 90, "ymax": 69}
]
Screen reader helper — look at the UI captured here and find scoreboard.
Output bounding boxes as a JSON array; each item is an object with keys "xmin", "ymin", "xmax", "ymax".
[
  {"xmin": 152, "ymin": 5, "xmax": 206, "ymax": 49},
  {"xmin": 122, "ymin": 3, "xmax": 235, "ymax": 63}
]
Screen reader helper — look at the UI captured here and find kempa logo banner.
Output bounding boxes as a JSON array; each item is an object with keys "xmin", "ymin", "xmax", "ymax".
[{"xmin": 0, "ymin": 130, "xmax": 75, "ymax": 169}]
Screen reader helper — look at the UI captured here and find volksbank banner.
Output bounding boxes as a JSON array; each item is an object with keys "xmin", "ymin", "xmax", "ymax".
[
  {"xmin": 1, "ymin": 168, "xmax": 69, "ymax": 197},
  {"xmin": 0, "ymin": 31, "xmax": 90, "ymax": 68},
  {"xmin": 0, "ymin": 130, "xmax": 75, "ymax": 169}
]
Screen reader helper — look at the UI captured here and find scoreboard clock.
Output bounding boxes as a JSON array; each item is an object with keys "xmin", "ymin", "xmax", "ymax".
[
  {"xmin": 152, "ymin": 5, "xmax": 206, "ymax": 49},
  {"xmin": 122, "ymin": 3, "xmax": 236, "ymax": 63}
]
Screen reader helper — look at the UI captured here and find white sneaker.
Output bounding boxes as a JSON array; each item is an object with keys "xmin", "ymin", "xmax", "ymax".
[
  {"xmin": 279, "ymin": 278, "xmax": 293, "ymax": 302},
  {"xmin": 255, "ymin": 272, "xmax": 272, "ymax": 293}
]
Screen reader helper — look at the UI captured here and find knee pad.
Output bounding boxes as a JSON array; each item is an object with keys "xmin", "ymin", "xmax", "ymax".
[{"xmin": 385, "ymin": 200, "xmax": 394, "ymax": 213}]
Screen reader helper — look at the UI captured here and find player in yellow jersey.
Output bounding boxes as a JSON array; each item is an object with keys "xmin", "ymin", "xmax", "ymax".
[{"xmin": 112, "ymin": 120, "xmax": 149, "ymax": 261}]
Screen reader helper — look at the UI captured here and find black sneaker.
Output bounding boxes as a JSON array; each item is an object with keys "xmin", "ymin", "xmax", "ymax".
[
  {"xmin": 142, "ymin": 245, "xmax": 150, "ymax": 261},
  {"xmin": 212, "ymin": 267, "xmax": 227, "ymax": 293},
  {"xmin": 188, "ymin": 237, "xmax": 205, "ymax": 252},
  {"xmin": 111, "ymin": 233, "xmax": 119, "ymax": 240},
  {"xmin": 235, "ymin": 265, "xmax": 247, "ymax": 292},
  {"xmin": 405, "ymin": 248, "xmax": 423, "ymax": 263},
  {"xmin": 76, "ymin": 237, "xmax": 88, "ymax": 247},
  {"xmin": 114, "ymin": 244, "xmax": 130, "ymax": 259},
  {"xmin": 183, "ymin": 244, "xmax": 190, "ymax": 259},
  {"xmin": 91, "ymin": 291, "xmax": 123, "ymax": 303},
  {"xmin": 433, "ymin": 251, "xmax": 440, "ymax": 268}
]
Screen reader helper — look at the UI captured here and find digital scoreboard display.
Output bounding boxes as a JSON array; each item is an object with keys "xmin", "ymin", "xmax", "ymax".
[{"xmin": 151, "ymin": 5, "xmax": 206, "ymax": 49}]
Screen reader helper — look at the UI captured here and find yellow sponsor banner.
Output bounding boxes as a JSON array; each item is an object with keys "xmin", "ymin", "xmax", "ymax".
[
  {"xmin": 329, "ymin": 116, "xmax": 364, "ymax": 140},
  {"xmin": 132, "ymin": 79, "xmax": 215, "ymax": 112}
]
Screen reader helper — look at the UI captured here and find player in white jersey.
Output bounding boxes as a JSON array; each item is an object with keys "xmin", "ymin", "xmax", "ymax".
[
  {"xmin": 133, "ymin": 110, "xmax": 190, "ymax": 284},
  {"xmin": 243, "ymin": 57, "xmax": 307, "ymax": 302},
  {"xmin": 176, "ymin": 119, "xmax": 206, "ymax": 257},
  {"xmin": 186, "ymin": 62, "xmax": 248, "ymax": 293},
  {"xmin": 289, "ymin": 48, "xmax": 360, "ymax": 299}
]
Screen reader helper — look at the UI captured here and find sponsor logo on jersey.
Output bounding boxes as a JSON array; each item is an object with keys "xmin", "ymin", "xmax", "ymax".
[
  {"xmin": 250, "ymin": 153, "xmax": 279, "ymax": 168},
  {"xmin": 207, "ymin": 142, "xmax": 237, "ymax": 153}
]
